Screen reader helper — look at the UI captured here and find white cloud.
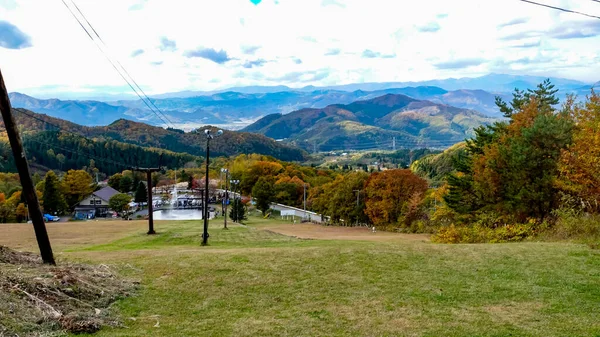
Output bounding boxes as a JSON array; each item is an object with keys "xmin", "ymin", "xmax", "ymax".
[{"xmin": 0, "ymin": 0, "xmax": 599, "ymax": 98}]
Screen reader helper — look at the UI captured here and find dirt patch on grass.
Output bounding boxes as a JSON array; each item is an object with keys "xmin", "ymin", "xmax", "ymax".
[
  {"xmin": 0, "ymin": 246, "xmax": 136, "ymax": 336},
  {"xmin": 483, "ymin": 302, "xmax": 545, "ymax": 324},
  {"xmin": 260, "ymin": 224, "xmax": 430, "ymax": 242}
]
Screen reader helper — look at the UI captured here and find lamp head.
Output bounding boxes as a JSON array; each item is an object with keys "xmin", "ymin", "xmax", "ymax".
[
  {"xmin": 204, "ymin": 129, "xmax": 210, "ymax": 135},
  {"xmin": 217, "ymin": 129, "xmax": 224, "ymax": 136}
]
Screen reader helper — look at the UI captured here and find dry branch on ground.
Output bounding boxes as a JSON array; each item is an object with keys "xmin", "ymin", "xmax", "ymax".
[{"xmin": 0, "ymin": 246, "xmax": 136, "ymax": 336}]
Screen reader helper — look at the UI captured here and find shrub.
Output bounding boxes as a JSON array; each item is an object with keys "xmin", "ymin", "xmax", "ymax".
[
  {"xmin": 432, "ymin": 223, "xmax": 535, "ymax": 244},
  {"xmin": 538, "ymin": 208, "xmax": 600, "ymax": 247}
]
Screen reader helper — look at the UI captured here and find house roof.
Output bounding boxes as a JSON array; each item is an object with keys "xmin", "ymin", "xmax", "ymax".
[{"xmin": 93, "ymin": 186, "xmax": 120, "ymax": 202}]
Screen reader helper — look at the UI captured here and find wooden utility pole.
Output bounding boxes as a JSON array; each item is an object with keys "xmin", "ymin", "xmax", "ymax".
[
  {"xmin": 353, "ymin": 189, "xmax": 361, "ymax": 226},
  {"xmin": 0, "ymin": 69, "xmax": 55, "ymax": 264},
  {"xmin": 131, "ymin": 166, "xmax": 163, "ymax": 234}
]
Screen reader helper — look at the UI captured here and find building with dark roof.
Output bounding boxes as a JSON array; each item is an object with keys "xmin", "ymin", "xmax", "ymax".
[{"xmin": 74, "ymin": 186, "xmax": 122, "ymax": 219}]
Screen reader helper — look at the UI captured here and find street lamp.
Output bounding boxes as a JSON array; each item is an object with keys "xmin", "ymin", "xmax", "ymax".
[
  {"xmin": 221, "ymin": 168, "xmax": 229, "ymax": 230},
  {"xmin": 199, "ymin": 128, "xmax": 223, "ymax": 246},
  {"xmin": 230, "ymin": 179, "xmax": 240, "ymax": 222}
]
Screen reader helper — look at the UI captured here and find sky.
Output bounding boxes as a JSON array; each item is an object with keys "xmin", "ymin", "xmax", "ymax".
[{"xmin": 1, "ymin": 0, "xmax": 600, "ymax": 98}]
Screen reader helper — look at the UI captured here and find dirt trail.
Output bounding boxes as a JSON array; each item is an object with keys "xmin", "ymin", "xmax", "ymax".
[{"xmin": 258, "ymin": 223, "xmax": 430, "ymax": 242}]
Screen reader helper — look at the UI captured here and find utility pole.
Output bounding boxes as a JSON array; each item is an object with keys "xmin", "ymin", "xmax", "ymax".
[
  {"xmin": 131, "ymin": 166, "xmax": 164, "ymax": 235},
  {"xmin": 0, "ymin": 69, "xmax": 55, "ymax": 264},
  {"xmin": 313, "ymin": 141, "xmax": 317, "ymax": 154},
  {"xmin": 303, "ymin": 184, "xmax": 307, "ymax": 221},
  {"xmin": 221, "ymin": 168, "xmax": 229, "ymax": 229},
  {"xmin": 200, "ymin": 129, "xmax": 222, "ymax": 245},
  {"xmin": 353, "ymin": 189, "xmax": 360, "ymax": 226},
  {"xmin": 392, "ymin": 137, "xmax": 396, "ymax": 151}
]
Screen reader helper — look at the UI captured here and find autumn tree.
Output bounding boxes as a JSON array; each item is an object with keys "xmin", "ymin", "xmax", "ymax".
[
  {"xmin": 62, "ymin": 169, "xmax": 94, "ymax": 208},
  {"xmin": 252, "ymin": 177, "xmax": 275, "ymax": 215},
  {"xmin": 0, "ymin": 193, "xmax": 11, "ymax": 222},
  {"xmin": 274, "ymin": 175, "xmax": 306, "ymax": 207},
  {"xmin": 42, "ymin": 170, "xmax": 67, "ymax": 215},
  {"xmin": 241, "ymin": 161, "xmax": 284, "ymax": 195},
  {"xmin": 15, "ymin": 203, "xmax": 28, "ymax": 223},
  {"xmin": 108, "ymin": 173, "xmax": 123, "ymax": 191},
  {"xmin": 558, "ymin": 91, "xmax": 600, "ymax": 212},
  {"xmin": 7, "ymin": 191, "xmax": 26, "ymax": 222},
  {"xmin": 310, "ymin": 172, "xmax": 369, "ymax": 225},
  {"xmin": 364, "ymin": 169, "xmax": 428, "ymax": 228},
  {"xmin": 446, "ymin": 80, "xmax": 573, "ymax": 222}
]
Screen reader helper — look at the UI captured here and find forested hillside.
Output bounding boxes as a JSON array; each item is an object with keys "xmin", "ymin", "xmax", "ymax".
[
  {"xmin": 243, "ymin": 94, "xmax": 496, "ymax": 151},
  {"xmin": 0, "ymin": 130, "xmax": 199, "ymax": 176},
  {"xmin": 0, "ymin": 109, "xmax": 307, "ymax": 168}
]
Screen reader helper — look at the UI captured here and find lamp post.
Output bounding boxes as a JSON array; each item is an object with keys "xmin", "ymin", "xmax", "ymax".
[
  {"xmin": 199, "ymin": 128, "xmax": 223, "ymax": 246},
  {"xmin": 230, "ymin": 179, "xmax": 239, "ymax": 222},
  {"xmin": 221, "ymin": 168, "xmax": 229, "ymax": 229}
]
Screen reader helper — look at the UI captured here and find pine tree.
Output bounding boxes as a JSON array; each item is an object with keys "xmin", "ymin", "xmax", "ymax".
[
  {"xmin": 42, "ymin": 170, "xmax": 67, "ymax": 215},
  {"xmin": 252, "ymin": 177, "xmax": 275, "ymax": 215},
  {"xmin": 446, "ymin": 80, "xmax": 572, "ymax": 221},
  {"xmin": 134, "ymin": 181, "xmax": 148, "ymax": 205},
  {"xmin": 229, "ymin": 198, "xmax": 247, "ymax": 222}
]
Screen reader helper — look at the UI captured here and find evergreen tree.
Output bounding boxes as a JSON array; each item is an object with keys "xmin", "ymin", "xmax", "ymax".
[
  {"xmin": 42, "ymin": 170, "xmax": 67, "ymax": 214},
  {"xmin": 229, "ymin": 198, "xmax": 247, "ymax": 222},
  {"xmin": 495, "ymin": 79, "xmax": 559, "ymax": 118},
  {"xmin": 446, "ymin": 80, "xmax": 572, "ymax": 221},
  {"xmin": 134, "ymin": 181, "xmax": 148, "ymax": 204},
  {"xmin": 132, "ymin": 174, "xmax": 140, "ymax": 193},
  {"xmin": 252, "ymin": 177, "xmax": 275, "ymax": 215}
]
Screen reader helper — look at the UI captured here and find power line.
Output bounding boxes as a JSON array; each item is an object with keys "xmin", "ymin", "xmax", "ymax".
[
  {"xmin": 69, "ymin": 0, "xmax": 176, "ymax": 128},
  {"xmin": 517, "ymin": 0, "xmax": 600, "ymax": 20},
  {"xmin": 65, "ymin": 0, "xmax": 175, "ymax": 127},
  {"xmin": 24, "ymin": 137, "xmax": 131, "ymax": 170},
  {"xmin": 60, "ymin": 0, "xmax": 176, "ymax": 128}
]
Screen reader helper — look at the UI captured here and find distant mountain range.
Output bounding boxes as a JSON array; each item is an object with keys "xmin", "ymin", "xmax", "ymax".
[
  {"xmin": 8, "ymin": 73, "xmax": 594, "ymax": 144},
  {"xmin": 10, "ymin": 73, "xmax": 594, "ymax": 131},
  {"xmin": 243, "ymin": 94, "xmax": 497, "ymax": 152},
  {"xmin": 153, "ymin": 73, "xmax": 591, "ymax": 98},
  {"xmin": 9, "ymin": 85, "xmax": 507, "ymax": 129}
]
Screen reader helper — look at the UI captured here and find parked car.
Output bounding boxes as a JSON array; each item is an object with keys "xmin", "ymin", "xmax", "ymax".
[{"xmin": 43, "ymin": 214, "xmax": 60, "ymax": 222}]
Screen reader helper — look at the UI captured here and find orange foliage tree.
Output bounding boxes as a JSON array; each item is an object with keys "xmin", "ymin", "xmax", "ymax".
[
  {"xmin": 364, "ymin": 169, "xmax": 427, "ymax": 228},
  {"xmin": 558, "ymin": 92, "xmax": 600, "ymax": 212}
]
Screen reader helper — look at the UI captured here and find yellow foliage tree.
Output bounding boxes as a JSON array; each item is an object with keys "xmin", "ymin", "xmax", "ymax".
[{"xmin": 558, "ymin": 92, "xmax": 600, "ymax": 212}]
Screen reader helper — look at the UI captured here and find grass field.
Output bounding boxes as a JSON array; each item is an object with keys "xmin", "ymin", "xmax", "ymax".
[{"xmin": 1, "ymin": 217, "xmax": 599, "ymax": 337}]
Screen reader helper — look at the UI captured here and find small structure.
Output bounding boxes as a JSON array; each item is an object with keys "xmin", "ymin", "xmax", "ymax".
[{"xmin": 73, "ymin": 186, "xmax": 120, "ymax": 219}]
